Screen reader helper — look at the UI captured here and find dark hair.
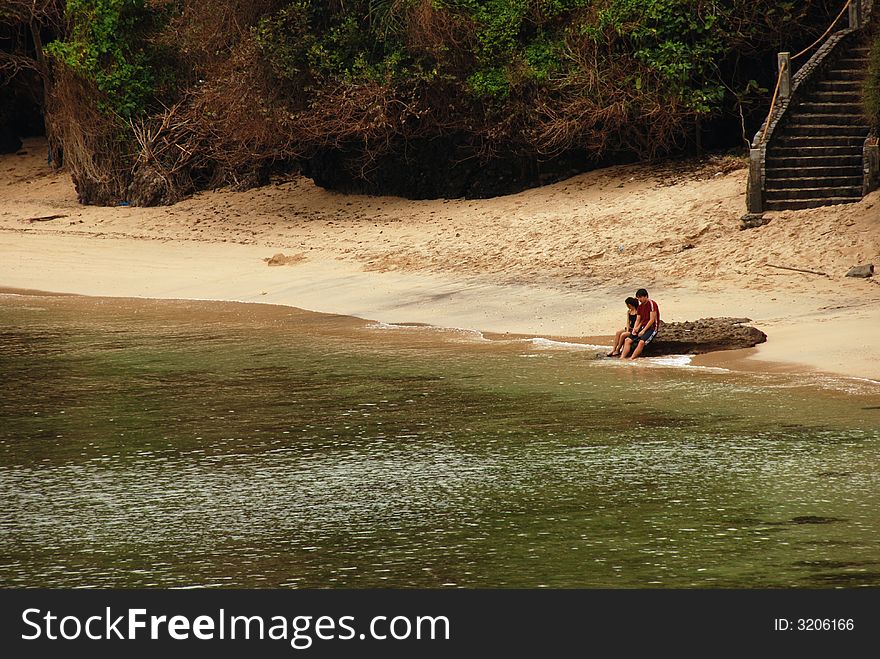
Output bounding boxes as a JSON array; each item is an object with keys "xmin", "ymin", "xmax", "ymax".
[
  {"xmin": 635, "ymin": 288, "xmax": 649, "ymax": 297},
  {"xmin": 625, "ymin": 297, "xmax": 639, "ymax": 308}
]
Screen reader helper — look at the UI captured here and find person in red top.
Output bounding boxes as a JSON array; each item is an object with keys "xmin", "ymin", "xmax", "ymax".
[{"xmin": 620, "ymin": 288, "xmax": 660, "ymax": 360}]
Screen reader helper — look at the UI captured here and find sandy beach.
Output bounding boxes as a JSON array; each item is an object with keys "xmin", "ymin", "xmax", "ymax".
[{"xmin": 2, "ymin": 137, "xmax": 879, "ymax": 380}]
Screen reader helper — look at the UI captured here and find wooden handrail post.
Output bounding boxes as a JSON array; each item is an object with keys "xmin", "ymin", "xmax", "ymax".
[
  {"xmin": 865, "ymin": 138, "xmax": 879, "ymax": 195},
  {"xmin": 849, "ymin": 0, "xmax": 862, "ymax": 28},
  {"xmin": 777, "ymin": 53, "xmax": 791, "ymax": 99},
  {"xmin": 747, "ymin": 148, "xmax": 763, "ymax": 213}
]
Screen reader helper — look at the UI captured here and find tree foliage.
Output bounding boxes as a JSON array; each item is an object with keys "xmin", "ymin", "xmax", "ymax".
[
  {"xmin": 240, "ymin": 0, "xmax": 845, "ymax": 158},
  {"xmin": 866, "ymin": 27, "xmax": 880, "ymax": 131},
  {"xmin": 5, "ymin": 0, "xmax": 870, "ymax": 203},
  {"xmin": 44, "ymin": 0, "xmax": 165, "ymax": 118}
]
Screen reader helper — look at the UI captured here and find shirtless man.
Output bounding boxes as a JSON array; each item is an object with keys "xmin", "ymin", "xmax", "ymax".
[{"xmin": 620, "ymin": 288, "xmax": 660, "ymax": 360}]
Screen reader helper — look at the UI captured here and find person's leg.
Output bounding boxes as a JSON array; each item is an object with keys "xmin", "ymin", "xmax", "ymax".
[
  {"xmin": 614, "ymin": 330, "xmax": 629, "ymax": 353},
  {"xmin": 620, "ymin": 336, "xmax": 633, "ymax": 359},
  {"xmin": 628, "ymin": 339, "xmax": 646, "ymax": 360},
  {"xmin": 608, "ymin": 330, "xmax": 624, "ymax": 356}
]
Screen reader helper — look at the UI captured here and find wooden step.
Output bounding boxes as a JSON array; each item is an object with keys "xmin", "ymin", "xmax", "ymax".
[
  {"xmin": 796, "ymin": 101, "xmax": 865, "ymax": 114},
  {"xmin": 785, "ymin": 113, "xmax": 866, "ymax": 125},
  {"xmin": 806, "ymin": 90, "xmax": 862, "ymax": 102},
  {"xmin": 782, "ymin": 124, "xmax": 869, "ymax": 137},
  {"xmin": 776, "ymin": 134, "xmax": 867, "ymax": 148},
  {"xmin": 764, "ymin": 176, "xmax": 863, "ymax": 190},
  {"xmin": 765, "ymin": 154, "xmax": 863, "ymax": 168},
  {"xmin": 763, "ymin": 197, "xmax": 862, "ymax": 210},
  {"xmin": 815, "ymin": 81, "xmax": 863, "ymax": 91},
  {"xmin": 767, "ymin": 145, "xmax": 862, "ymax": 158},
  {"xmin": 766, "ymin": 165, "xmax": 863, "ymax": 179},
  {"xmin": 765, "ymin": 184, "xmax": 862, "ymax": 199},
  {"xmin": 834, "ymin": 58, "xmax": 869, "ymax": 68},
  {"xmin": 824, "ymin": 69, "xmax": 869, "ymax": 80}
]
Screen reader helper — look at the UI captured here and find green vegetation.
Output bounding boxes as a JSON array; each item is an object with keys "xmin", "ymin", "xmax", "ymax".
[
  {"xmin": 586, "ymin": 0, "xmax": 725, "ymax": 112},
  {"xmin": 3, "ymin": 0, "xmax": 858, "ymax": 202},
  {"xmin": 253, "ymin": 3, "xmax": 315, "ymax": 84},
  {"xmin": 245, "ymin": 1, "xmax": 828, "ymax": 141},
  {"xmin": 45, "ymin": 0, "xmax": 164, "ymax": 118},
  {"xmin": 866, "ymin": 30, "xmax": 880, "ymax": 130},
  {"xmin": 248, "ymin": 1, "xmax": 748, "ymax": 108}
]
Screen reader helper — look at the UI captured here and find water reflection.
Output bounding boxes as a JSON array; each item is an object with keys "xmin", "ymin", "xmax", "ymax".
[{"xmin": 1, "ymin": 293, "xmax": 879, "ymax": 588}]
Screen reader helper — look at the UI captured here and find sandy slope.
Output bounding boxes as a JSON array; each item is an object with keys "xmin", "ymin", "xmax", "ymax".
[{"xmin": 1, "ymin": 137, "xmax": 879, "ymax": 379}]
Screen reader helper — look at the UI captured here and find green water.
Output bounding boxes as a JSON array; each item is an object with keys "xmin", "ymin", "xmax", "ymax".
[{"xmin": 1, "ymin": 293, "xmax": 879, "ymax": 588}]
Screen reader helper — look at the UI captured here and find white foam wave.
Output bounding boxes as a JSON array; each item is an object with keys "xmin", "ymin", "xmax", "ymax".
[
  {"xmin": 649, "ymin": 354, "xmax": 694, "ymax": 367},
  {"xmin": 812, "ymin": 375, "xmax": 880, "ymax": 395},
  {"xmin": 849, "ymin": 377, "xmax": 880, "ymax": 387},
  {"xmin": 521, "ymin": 337, "xmax": 605, "ymax": 351},
  {"xmin": 597, "ymin": 353, "xmax": 729, "ymax": 372},
  {"xmin": 645, "ymin": 354, "xmax": 730, "ymax": 372},
  {"xmin": 743, "ymin": 373, "xmax": 880, "ymax": 394},
  {"xmin": 366, "ymin": 321, "xmax": 486, "ymax": 341},
  {"xmin": 368, "ymin": 321, "xmax": 428, "ymax": 331}
]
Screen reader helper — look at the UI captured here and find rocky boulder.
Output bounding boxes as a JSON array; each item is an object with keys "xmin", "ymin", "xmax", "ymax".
[
  {"xmin": 644, "ymin": 317, "xmax": 767, "ymax": 356},
  {"xmin": 845, "ymin": 264, "xmax": 874, "ymax": 278}
]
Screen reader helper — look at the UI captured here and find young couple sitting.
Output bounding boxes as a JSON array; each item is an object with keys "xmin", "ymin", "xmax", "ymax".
[{"xmin": 607, "ymin": 288, "xmax": 660, "ymax": 360}]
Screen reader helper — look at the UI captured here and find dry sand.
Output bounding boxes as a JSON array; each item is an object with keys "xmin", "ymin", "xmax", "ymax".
[{"xmin": 2, "ymin": 137, "xmax": 879, "ymax": 380}]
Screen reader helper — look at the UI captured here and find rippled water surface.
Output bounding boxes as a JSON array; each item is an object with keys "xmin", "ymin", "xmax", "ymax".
[{"xmin": 2, "ymin": 293, "xmax": 879, "ymax": 588}]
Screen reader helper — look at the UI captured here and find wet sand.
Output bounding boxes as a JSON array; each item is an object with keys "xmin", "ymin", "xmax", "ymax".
[{"xmin": 2, "ymin": 137, "xmax": 879, "ymax": 381}]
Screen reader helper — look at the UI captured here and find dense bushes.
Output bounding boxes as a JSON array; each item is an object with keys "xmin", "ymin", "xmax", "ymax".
[
  {"xmin": 866, "ymin": 28, "xmax": 880, "ymax": 131},
  {"xmin": 2, "ymin": 0, "xmax": 859, "ymax": 202},
  {"xmin": 45, "ymin": 0, "xmax": 163, "ymax": 118}
]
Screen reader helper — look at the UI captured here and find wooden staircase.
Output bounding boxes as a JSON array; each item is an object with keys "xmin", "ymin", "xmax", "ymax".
[
  {"xmin": 746, "ymin": 1, "xmax": 878, "ymax": 215},
  {"xmin": 763, "ymin": 41, "xmax": 871, "ymax": 210}
]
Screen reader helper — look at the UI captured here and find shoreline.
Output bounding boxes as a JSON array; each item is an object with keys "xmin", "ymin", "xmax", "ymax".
[
  {"xmin": 1, "ymin": 229, "xmax": 877, "ymax": 382},
  {"xmin": 2, "ymin": 282, "xmax": 873, "ymax": 387},
  {"xmin": 2, "ymin": 137, "xmax": 879, "ymax": 382}
]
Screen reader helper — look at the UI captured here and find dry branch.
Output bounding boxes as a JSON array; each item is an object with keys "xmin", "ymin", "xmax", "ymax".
[
  {"xmin": 22, "ymin": 214, "xmax": 67, "ymax": 222},
  {"xmin": 765, "ymin": 263, "xmax": 828, "ymax": 276}
]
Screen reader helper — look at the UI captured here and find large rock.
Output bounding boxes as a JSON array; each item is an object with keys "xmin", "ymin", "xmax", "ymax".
[
  {"xmin": 644, "ymin": 317, "xmax": 767, "ymax": 356},
  {"xmin": 845, "ymin": 264, "xmax": 874, "ymax": 278}
]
